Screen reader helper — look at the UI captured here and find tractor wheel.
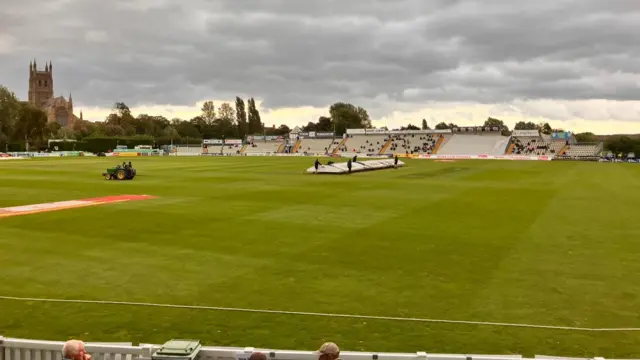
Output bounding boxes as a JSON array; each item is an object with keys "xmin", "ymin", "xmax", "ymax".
[
  {"xmin": 116, "ymin": 169, "xmax": 126, "ymax": 180},
  {"xmin": 104, "ymin": 173, "xmax": 111, "ymax": 180}
]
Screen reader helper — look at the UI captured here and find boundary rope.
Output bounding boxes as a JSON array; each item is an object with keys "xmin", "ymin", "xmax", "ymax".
[{"xmin": 1, "ymin": 295, "xmax": 638, "ymax": 332}]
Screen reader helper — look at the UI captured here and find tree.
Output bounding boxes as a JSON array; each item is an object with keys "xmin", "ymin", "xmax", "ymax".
[
  {"xmin": 14, "ymin": 103, "xmax": 48, "ymax": 150},
  {"xmin": 201, "ymin": 101, "xmax": 216, "ymax": 125},
  {"xmin": 302, "ymin": 122, "xmax": 316, "ymax": 132},
  {"xmin": 401, "ymin": 124, "xmax": 420, "ymax": 130},
  {"xmin": 164, "ymin": 126, "xmax": 179, "ymax": 140},
  {"xmin": 514, "ymin": 121, "xmax": 538, "ymax": 130},
  {"xmin": 106, "ymin": 102, "xmax": 135, "ymax": 130},
  {"xmin": 574, "ymin": 132, "xmax": 596, "ymax": 143},
  {"xmin": 57, "ymin": 127, "xmax": 75, "ymax": 139},
  {"xmin": 219, "ymin": 102, "xmax": 235, "ymax": 122},
  {"xmin": 215, "ymin": 102, "xmax": 236, "ymax": 138},
  {"xmin": 316, "ymin": 116, "xmax": 333, "ymax": 132},
  {"xmin": 73, "ymin": 119, "xmax": 96, "ymax": 138},
  {"xmin": 46, "ymin": 122, "xmax": 62, "ymax": 138},
  {"xmin": 275, "ymin": 124, "xmax": 290, "ymax": 135},
  {"xmin": 105, "ymin": 124, "xmax": 125, "ymax": 136},
  {"xmin": 247, "ymin": 98, "xmax": 263, "ymax": 134},
  {"xmin": 0, "ymin": 85, "xmax": 20, "ymax": 145},
  {"xmin": 235, "ymin": 97, "xmax": 248, "ymax": 139},
  {"xmin": 176, "ymin": 121, "xmax": 201, "ymax": 138},
  {"xmin": 421, "ymin": 119, "xmax": 429, "ymax": 130},
  {"xmin": 435, "ymin": 122, "xmax": 449, "ymax": 130},
  {"xmin": 538, "ymin": 122, "xmax": 552, "ymax": 135},
  {"xmin": 329, "ymin": 102, "xmax": 371, "ymax": 135},
  {"xmin": 484, "ymin": 117, "xmax": 505, "ymax": 128}
]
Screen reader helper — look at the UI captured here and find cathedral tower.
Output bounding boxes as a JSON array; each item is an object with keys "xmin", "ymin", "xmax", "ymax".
[{"xmin": 28, "ymin": 59, "xmax": 54, "ymax": 106}]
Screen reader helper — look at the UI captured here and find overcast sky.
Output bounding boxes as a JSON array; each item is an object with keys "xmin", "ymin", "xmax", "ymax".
[{"xmin": 1, "ymin": 0, "xmax": 640, "ymax": 133}]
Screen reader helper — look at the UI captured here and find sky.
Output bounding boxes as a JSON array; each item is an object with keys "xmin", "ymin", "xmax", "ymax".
[{"xmin": 1, "ymin": 0, "xmax": 640, "ymax": 134}]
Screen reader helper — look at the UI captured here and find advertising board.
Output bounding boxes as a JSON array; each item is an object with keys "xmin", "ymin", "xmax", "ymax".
[
  {"xmin": 415, "ymin": 154, "xmax": 552, "ymax": 161},
  {"xmin": 315, "ymin": 132, "xmax": 335, "ymax": 138},
  {"xmin": 512, "ymin": 130, "xmax": 540, "ymax": 137}
]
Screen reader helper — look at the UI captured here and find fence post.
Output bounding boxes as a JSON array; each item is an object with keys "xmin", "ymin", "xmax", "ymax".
[
  {"xmin": 0, "ymin": 336, "xmax": 5, "ymax": 360},
  {"xmin": 140, "ymin": 345, "xmax": 154, "ymax": 360}
]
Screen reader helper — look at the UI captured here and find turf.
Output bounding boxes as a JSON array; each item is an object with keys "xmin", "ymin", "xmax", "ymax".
[{"xmin": 1, "ymin": 157, "xmax": 640, "ymax": 357}]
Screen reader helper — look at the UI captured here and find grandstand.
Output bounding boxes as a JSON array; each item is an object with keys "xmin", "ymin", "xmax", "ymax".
[
  {"xmin": 297, "ymin": 138, "xmax": 333, "ymax": 154},
  {"xmin": 175, "ymin": 146, "xmax": 202, "ymax": 155},
  {"xmin": 437, "ymin": 134, "xmax": 510, "ymax": 155},
  {"xmin": 510, "ymin": 136, "xmax": 547, "ymax": 155},
  {"xmin": 243, "ymin": 141, "xmax": 282, "ymax": 154},
  {"xmin": 340, "ymin": 134, "xmax": 388, "ymax": 154},
  {"xmin": 562, "ymin": 143, "xmax": 602, "ymax": 157},
  {"xmin": 327, "ymin": 138, "xmax": 344, "ymax": 153},
  {"xmin": 221, "ymin": 143, "xmax": 243, "ymax": 154},
  {"xmin": 382, "ymin": 133, "xmax": 450, "ymax": 155},
  {"xmin": 335, "ymin": 130, "xmax": 457, "ymax": 155}
]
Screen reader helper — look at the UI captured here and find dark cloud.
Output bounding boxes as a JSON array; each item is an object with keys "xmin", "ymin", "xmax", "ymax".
[{"xmin": 1, "ymin": 0, "xmax": 639, "ymax": 114}]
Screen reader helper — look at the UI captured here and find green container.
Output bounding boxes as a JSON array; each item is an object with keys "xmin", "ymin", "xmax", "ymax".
[{"xmin": 152, "ymin": 340, "xmax": 201, "ymax": 360}]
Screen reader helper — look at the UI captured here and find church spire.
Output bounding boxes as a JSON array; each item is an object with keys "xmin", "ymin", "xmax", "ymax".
[
  {"xmin": 33, "ymin": 58, "xmax": 37, "ymax": 70},
  {"xmin": 45, "ymin": 62, "xmax": 49, "ymax": 72},
  {"xmin": 49, "ymin": 61, "xmax": 52, "ymax": 72},
  {"xmin": 80, "ymin": 111, "xmax": 83, "ymax": 121}
]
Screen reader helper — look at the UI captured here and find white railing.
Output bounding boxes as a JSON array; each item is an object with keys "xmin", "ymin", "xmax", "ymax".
[{"xmin": 0, "ymin": 337, "xmax": 621, "ymax": 360}]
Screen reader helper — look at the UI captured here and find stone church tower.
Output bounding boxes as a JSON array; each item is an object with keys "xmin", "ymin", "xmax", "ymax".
[
  {"xmin": 28, "ymin": 59, "xmax": 54, "ymax": 106},
  {"xmin": 28, "ymin": 59, "xmax": 79, "ymax": 128}
]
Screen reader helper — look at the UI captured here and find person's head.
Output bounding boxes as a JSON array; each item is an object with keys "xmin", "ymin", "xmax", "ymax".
[
  {"xmin": 248, "ymin": 352, "xmax": 267, "ymax": 360},
  {"xmin": 62, "ymin": 340, "xmax": 91, "ymax": 360},
  {"xmin": 317, "ymin": 342, "xmax": 340, "ymax": 360}
]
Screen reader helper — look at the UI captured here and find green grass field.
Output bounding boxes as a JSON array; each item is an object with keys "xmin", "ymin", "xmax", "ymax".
[{"xmin": 2, "ymin": 157, "xmax": 640, "ymax": 357}]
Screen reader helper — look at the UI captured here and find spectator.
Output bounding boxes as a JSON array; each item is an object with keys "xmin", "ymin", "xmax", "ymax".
[
  {"xmin": 249, "ymin": 353, "xmax": 267, "ymax": 360},
  {"xmin": 62, "ymin": 340, "xmax": 92, "ymax": 360},
  {"xmin": 317, "ymin": 342, "xmax": 340, "ymax": 360}
]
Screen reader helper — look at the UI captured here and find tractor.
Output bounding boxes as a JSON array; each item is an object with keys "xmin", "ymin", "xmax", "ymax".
[{"xmin": 103, "ymin": 162, "xmax": 136, "ymax": 180}]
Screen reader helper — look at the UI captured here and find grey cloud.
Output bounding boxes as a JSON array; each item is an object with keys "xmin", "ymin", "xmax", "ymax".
[{"xmin": 0, "ymin": 0, "xmax": 639, "ymax": 118}]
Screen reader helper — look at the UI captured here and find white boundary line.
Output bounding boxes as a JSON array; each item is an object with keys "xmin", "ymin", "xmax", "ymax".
[{"xmin": 1, "ymin": 295, "xmax": 639, "ymax": 332}]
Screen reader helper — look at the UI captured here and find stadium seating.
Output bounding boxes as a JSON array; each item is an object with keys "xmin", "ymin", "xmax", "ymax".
[
  {"xmin": 339, "ymin": 135, "xmax": 388, "ymax": 154},
  {"xmin": 511, "ymin": 136, "xmax": 547, "ymax": 155},
  {"xmin": 433, "ymin": 134, "xmax": 451, "ymax": 154},
  {"xmin": 203, "ymin": 144, "xmax": 224, "ymax": 154},
  {"xmin": 549, "ymin": 140, "xmax": 567, "ymax": 154},
  {"xmin": 383, "ymin": 134, "xmax": 439, "ymax": 155},
  {"xmin": 511, "ymin": 136, "xmax": 574, "ymax": 156},
  {"xmin": 243, "ymin": 141, "xmax": 282, "ymax": 154},
  {"xmin": 221, "ymin": 144, "xmax": 243, "ymax": 154},
  {"xmin": 437, "ymin": 134, "xmax": 510, "ymax": 155},
  {"xmin": 203, "ymin": 144, "xmax": 243, "ymax": 154},
  {"xmin": 327, "ymin": 139, "xmax": 345, "ymax": 154},
  {"xmin": 298, "ymin": 138, "xmax": 334, "ymax": 154},
  {"xmin": 563, "ymin": 144, "xmax": 600, "ymax": 157},
  {"xmin": 176, "ymin": 146, "xmax": 202, "ymax": 155}
]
